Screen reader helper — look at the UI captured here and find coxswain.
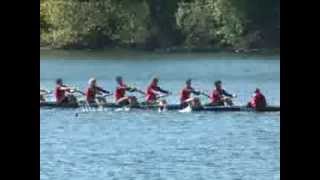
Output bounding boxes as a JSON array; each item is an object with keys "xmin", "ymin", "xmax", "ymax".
[
  {"xmin": 145, "ymin": 77, "xmax": 170, "ymax": 108},
  {"xmin": 210, "ymin": 80, "xmax": 236, "ymax": 106},
  {"xmin": 85, "ymin": 78, "xmax": 110, "ymax": 105},
  {"xmin": 115, "ymin": 76, "xmax": 139, "ymax": 106},
  {"xmin": 247, "ymin": 88, "xmax": 267, "ymax": 108},
  {"xmin": 180, "ymin": 79, "xmax": 202, "ymax": 108},
  {"xmin": 55, "ymin": 78, "xmax": 77, "ymax": 104}
]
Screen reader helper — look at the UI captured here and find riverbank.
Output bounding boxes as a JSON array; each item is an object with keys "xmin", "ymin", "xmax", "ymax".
[{"xmin": 40, "ymin": 46, "xmax": 279, "ymax": 56}]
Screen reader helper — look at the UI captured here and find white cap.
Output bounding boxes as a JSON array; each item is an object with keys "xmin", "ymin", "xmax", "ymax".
[{"xmin": 88, "ymin": 78, "xmax": 96, "ymax": 85}]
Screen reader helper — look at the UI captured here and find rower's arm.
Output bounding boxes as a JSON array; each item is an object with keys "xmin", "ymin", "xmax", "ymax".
[
  {"xmin": 156, "ymin": 86, "xmax": 169, "ymax": 94},
  {"xmin": 118, "ymin": 85, "xmax": 135, "ymax": 92},
  {"xmin": 150, "ymin": 89, "xmax": 160, "ymax": 95},
  {"xmin": 192, "ymin": 89, "xmax": 201, "ymax": 95},
  {"xmin": 59, "ymin": 86, "xmax": 71, "ymax": 91},
  {"xmin": 97, "ymin": 87, "xmax": 110, "ymax": 94},
  {"xmin": 222, "ymin": 90, "xmax": 233, "ymax": 97},
  {"xmin": 125, "ymin": 86, "xmax": 136, "ymax": 92}
]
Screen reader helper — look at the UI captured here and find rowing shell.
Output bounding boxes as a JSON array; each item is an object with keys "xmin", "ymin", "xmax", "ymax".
[{"xmin": 40, "ymin": 102, "xmax": 280, "ymax": 112}]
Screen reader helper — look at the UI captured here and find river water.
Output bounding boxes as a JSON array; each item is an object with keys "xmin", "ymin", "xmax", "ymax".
[{"xmin": 40, "ymin": 50, "xmax": 280, "ymax": 180}]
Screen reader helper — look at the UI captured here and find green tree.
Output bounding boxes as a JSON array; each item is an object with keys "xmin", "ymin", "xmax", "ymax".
[
  {"xmin": 176, "ymin": 0, "xmax": 246, "ymax": 48},
  {"xmin": 41, "ymin": 0, "xmax": 151, "ymax": 48},
  {"xmin": 40, "ymin": 0, "xmax": 279, "ymax": 50}
]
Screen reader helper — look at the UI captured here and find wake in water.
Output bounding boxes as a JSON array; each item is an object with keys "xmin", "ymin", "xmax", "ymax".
[{"xmin": 178, "ymin": 105, "xmax": 192, "ymax": 113}]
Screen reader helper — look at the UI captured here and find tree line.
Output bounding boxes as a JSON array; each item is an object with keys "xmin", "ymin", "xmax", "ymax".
[{"xmin": 40, "ymin": 0, "xmax": 279, "ymax": 51}]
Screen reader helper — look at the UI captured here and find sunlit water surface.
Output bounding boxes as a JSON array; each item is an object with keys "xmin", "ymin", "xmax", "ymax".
[{"xmin": 41, "ymin": 50, "xmax": 280, "ymax": 180}]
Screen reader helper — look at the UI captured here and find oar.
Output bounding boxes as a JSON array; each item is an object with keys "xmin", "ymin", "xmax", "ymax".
[
  {"xmin": 134, "ymin": 88, "xmax": 146, "ymax": 95},
  {"xmin": 40, "ymin": 89, "xmax": 52, "ymax": 95},
  {"xmin": 198, "ymin": 90, "xmax": 236, "ymax": 99},
  {"xmin": 221, "ymin": 94, "xmax": 237, "ymax": 101},
  {"xmin": 40, "ymin": 91, "xmax": 51, "ymax": 96},
  {"xmin": 156, "ymin": 92, "xmax": 172, "ymax": 100},
  {"xmin": 101, "ymin": 92, "xmax": 113, "ymax": 97},
  {"xmin": 199, "ymin": 91, "xmax": 211, "ymax": 99},
  {"xmin": 40, "ymin": 90, "xmax": 53, "ymax": 102},
  {"xmin": 136, "ymin": 92, "xmax": 171, "ymax": 104},
  {"xmin": 61, "ymin": 84, "xmax": 84, "ymax": 95},
  {"xmin": 71, "ymin": 88, "xmax": 86, "ymax": 96},
  {"xmin": 119, "ymin": 86, "xmax": 146, "ymax": 101},
  {"xmin": 127, "ymin": 85, "xmax": 146, "ymax": 95}
]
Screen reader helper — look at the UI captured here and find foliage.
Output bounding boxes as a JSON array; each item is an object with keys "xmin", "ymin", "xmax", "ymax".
[
  {"xmin": 40, "ymin": 0, "xmax": 279, "ymax": 49},
  {"xmin": 41, "ymin": 0, "xmax": 151, "ymax": 48},
  {"xmin": 176, "ymin": 0, "xmax": 247, "ymax": 48}
]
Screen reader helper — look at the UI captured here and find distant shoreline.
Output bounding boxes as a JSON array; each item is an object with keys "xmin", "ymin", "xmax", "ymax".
[{"xmin": 40, "ymin": 46, "xmax": 279, "ymax": 55}]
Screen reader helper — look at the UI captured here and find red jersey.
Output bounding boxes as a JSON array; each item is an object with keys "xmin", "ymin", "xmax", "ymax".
[
  {"xmin": 115, "ymin": 83, "xmax": 127, "ymax": 101},
  {"xmin": 86, "ymin": 86, "xmax": 108, "ymax": 102},
  {"xmin": 250, "ymin": 92, "xmax": 267, "ymax": 108},
  {"xmin": 55, "ymin": 85, "xmax": 70, "ymax": 103},
  {"xmin": 146, "ymin": 84, "xmax": 157, "ymax": 102},
  {"xmin": 86, "ymin": 87, "xmax": 96, "ymax": 102},
  {"xmin": 180, "ymin": 87, "xmax": 192, "ymax": 103},
  {"xmin": 211, "ymin": 89, "xmax": 223, "ymax": 103},
  {"xmin": 146, "ymin": 82, "xmax": 168, "ymax": 103},
  {"xmin": 211, "ymin": 88, "xmax": 232, "ymax": 104}
]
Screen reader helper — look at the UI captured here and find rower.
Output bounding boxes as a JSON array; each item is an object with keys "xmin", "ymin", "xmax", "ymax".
[
  {"xmin": 247, "ymin": 88, "xmax": 267, "ymax": 109},
  {"xmin": 115, "ymin": 76, "xmax": 139, "ymax": 106},
  {"xmin": 145, "ymin": 77, "xmax": 170, "ymax": 109},
  {"xmin": 55, "ymin": 78, "xmax": 77, "ymax": 104},
  {"xmin": 210, "ymin": 80, "xmax": 236, "ymax": 106},
  {"xmin": 40, "ymin": 89, "xmax": 49, "ymax": 102},
  {"xmin": 85, "ymin": 78, "xmax": 111, "ymax": 105},
  {"xmin": 180, "ymin": 79, "xmax": 202, "ymax": 109}
]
